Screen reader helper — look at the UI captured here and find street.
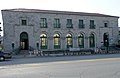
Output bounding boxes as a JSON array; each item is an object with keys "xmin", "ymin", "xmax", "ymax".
[{"xmin": 0, "ymin": 54, "xmax": 120, "ymax": 78}]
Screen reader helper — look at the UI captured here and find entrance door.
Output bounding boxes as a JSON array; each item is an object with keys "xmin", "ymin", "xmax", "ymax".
[
  {"xmin": 20, "ymin": 32, "xmax": 29, "ymax": 50},
  {"xmin": 103, "ymin": 33, "xmax": 109, "ymax": 47}
]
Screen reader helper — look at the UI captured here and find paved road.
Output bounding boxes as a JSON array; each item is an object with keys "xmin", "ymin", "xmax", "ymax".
[{"xmin": 0, "ymin": 54, "xmax": 120, "ymax": 78}]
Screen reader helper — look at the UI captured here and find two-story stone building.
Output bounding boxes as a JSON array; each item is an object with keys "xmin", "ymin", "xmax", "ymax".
[{"xmin": 1, "ymin": 8, "xmax": 119, "ymax": 52}]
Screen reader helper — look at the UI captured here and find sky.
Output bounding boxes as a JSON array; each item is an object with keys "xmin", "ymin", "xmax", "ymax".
[{"xmin": 0, "ymin": 0, "xmax": 120, "ymax": 35}]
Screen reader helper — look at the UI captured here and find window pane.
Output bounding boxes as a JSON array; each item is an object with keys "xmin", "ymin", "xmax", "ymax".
[
  {"xmin": 79, "ymin": 20, "xmax": 84, "ymax": 28},
  {"xmin": 40, "ymin": 34, "xmax": 47, "ymax": 49},
  {"xmin": 40, "ymin": 18, "xmax": 47, "ymax": 28},
  {"xmin": 89, "ymin": 34, "xmax": 95, "ymax": 48},
  {"xmin": 55, "ymin": 19, "xmax": 60, "ymax": 24},
  {"xmin": 90, "ymin": 20, "xmax": 94, "ymax": 25},
  {"xmin": 54, "ymin": 18, "xmax": 60, "ymax": 28},
  {"xmin": 54, "ymin": 38, "xmax": 59, "ymax": 45},
  {"xmin": 68, "ymin": 38, "xmax": 72, "ymax": 45},
  {"xmin": 67, "ymin": 19, "xmax": 72, "ymax": 24},
  {"xmin": 41, "ymin": 38, "xmax": 46, "ymax": 46},
  {"xmin": 66, "ymin": 19, "xmax": 73, "ymax": 28},
  {"xmin": 104, "ymin": 23, "xmax": 108, "ymax": 27},
  {"xmin": 22, "ymin": 20, "xmax": 27, "ymax": 25},
  {"xmin": 78, "ymin": 34, "xmax": 84, "ymax": 48},
  {"xmin": 54, "ymin": 34, "xmax": 60, "ymax": 49},
  {"xmin": 41, "ymin": 18, "xmax": 46, "ymax": 23},
  {"xmin": 90, "ymin": 20, "xmax": 95, "ymax": 29},
  {"xmin": 79, "ymin": 20, "xmax": 83, "ymax": 25},
  {"xmin": 66, "ymin": 34, "xmax": 73, "ymax": 48}
]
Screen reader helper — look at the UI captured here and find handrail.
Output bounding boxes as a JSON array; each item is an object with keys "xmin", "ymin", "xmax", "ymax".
[
  {"xmin": 29, "ymin": 46, "xmax": 35, "ymax": 51},
  {"xmin": 13, "ymin": 46, "xmax": 21, "ymax": 55}
]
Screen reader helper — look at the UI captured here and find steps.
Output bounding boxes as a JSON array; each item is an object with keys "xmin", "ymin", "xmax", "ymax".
[{"xmin": 19, "ymin": 50, "xmax": 29, "ymax": 55}]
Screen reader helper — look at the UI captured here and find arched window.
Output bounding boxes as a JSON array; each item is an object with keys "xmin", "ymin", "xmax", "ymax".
[
  {"xmin": 54, "ymin": 34, "xmax": 60, "ymax": 49},
  {"xmin": 89, "ymin": 33, "xmax": 95, "ymax": 48},
  {"xmin": 78, "ymin": 34, "xmax": 84, "ymax": 48},
  {"xmin": 40, "ymin": 34, "xmax": 47, "ymax": 49},
  {"xmin": 66, "ymin": 34, "xmax": 73, "ymax": 48}
]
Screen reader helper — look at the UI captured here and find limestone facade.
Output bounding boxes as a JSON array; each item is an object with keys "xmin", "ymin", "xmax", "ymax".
[{"xmin": 1, "ymin": 9, "xmax": 119, "ymax": 52}]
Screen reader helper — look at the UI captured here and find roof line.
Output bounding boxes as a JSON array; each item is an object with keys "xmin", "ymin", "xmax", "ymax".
[{"xmin": 1, "ymin": 8, "xmax": 119, "ymax": 18}]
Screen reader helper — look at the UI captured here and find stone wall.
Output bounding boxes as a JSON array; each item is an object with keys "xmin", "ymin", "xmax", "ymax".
[{"xmin": 1, "ymin": 10, "xmax": 119, "ymax": 52}]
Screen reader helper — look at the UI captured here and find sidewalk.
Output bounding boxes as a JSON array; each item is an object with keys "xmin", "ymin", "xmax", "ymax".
[
  {"xmin": 12, "ymin": 53, "xmax": 65, "ymax": 59},
  {"xmin": 12, "ymin": 51, "xmax": 120, "ymax": 59},
  {"xmin": 12, "ymin": 54, "xmax": 39, "ymax": 59}
]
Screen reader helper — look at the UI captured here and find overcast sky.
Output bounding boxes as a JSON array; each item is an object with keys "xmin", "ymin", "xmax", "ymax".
[{"xmin": 0, "ymin": 0, "xmax": 120, "ymax": 29}]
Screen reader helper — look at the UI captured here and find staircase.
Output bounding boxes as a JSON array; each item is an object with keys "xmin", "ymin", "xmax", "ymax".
[
  {"xmin": 19, "ymin": 50, "xmax": 29, "ymax": 55},
  {"xmin": 16, "ymin": 46, "xmax": 34, "ymax": 55}
]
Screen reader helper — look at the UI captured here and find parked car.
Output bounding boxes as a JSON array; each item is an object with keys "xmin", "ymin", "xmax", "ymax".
[{"xmin": 0, "ymin": 51, "xmax": 12, "ymax": 61}]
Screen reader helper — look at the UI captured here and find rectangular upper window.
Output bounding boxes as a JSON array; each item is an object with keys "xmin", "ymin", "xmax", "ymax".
[
  {"xmin": 40, "ymin": 18, "xmax": 47, "ymax": 28},
  {"xmin": 66, "ymin": 19, "xmax": 73, "ymax": 28},
  {"xmin": 79, "ymin": 20, "xmax": 84, "ymax": 28},
  {"xmin": 90, "ymin": 20, "xmax": 95, "ymax": 29},
  {"xmin": 67, "ymin": 19, "xmax": 72, "ymax": 24},
  {"xmin": 104, "ymin": 23, "xmax": 108, "ymax": 27},
  {"xmin": 21, "ymin": 19, "xmax": 27, "ymax": 25},
  {"xmin": 54, "ymin": 18, "xmax": 60, "ymax": 28}
]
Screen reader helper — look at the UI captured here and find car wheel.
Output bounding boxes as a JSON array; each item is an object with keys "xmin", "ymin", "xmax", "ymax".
[{"xmin": 0, "ymin": 56, "xmax": 5, "ymax": 61}]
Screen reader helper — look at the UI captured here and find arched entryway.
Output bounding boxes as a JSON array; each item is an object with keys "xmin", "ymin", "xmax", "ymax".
[
  {"xmin": 20, "ymin": 32, "xmax": 29, "ymax": 50},
  {"xmin": 103, "ymin": 33, "xmax": 109, "ymax": 47},
  {"xmin": 78, "ymin": 33, "xmax": 84, "ymax": 48},
  {"xmin": 89, "ymin": 33, "xmax": 95, "ymax": 48}
]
